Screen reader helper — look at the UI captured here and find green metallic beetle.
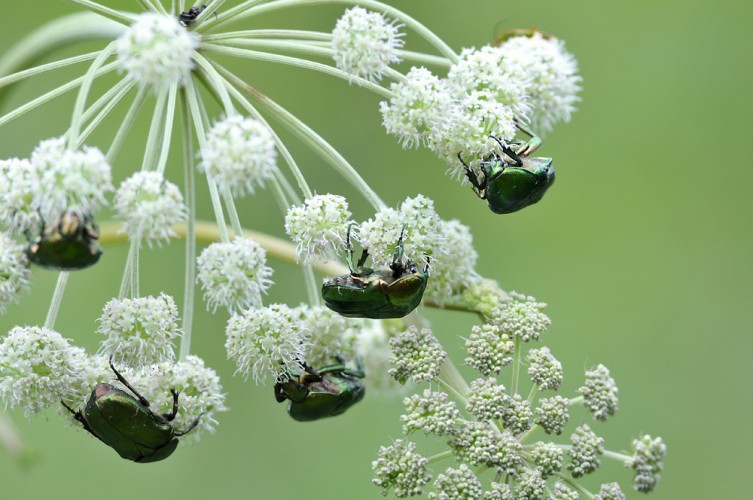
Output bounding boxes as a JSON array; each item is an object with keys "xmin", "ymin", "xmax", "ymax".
[
  {"xmin": 25, "ymin": 210, "xmax": 102, "ymax": 270},
  {"xmin": 321, "ymin": 226, "xmax": 429, "ymax": 319},
  {"xmin": 459, "ymin": 135, "xmax": 555, "ymax": 214},
  {"xmin": 275, "ymin": 356, "xmax": 365, "ymax": 421},
  {"xmin": 62, "ymin": 360, "xmax": 200, "ymax": 463}
]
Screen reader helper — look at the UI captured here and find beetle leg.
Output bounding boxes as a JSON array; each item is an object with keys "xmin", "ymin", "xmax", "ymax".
[
  {"xmin": 61, "ymin": 401, "xmax": 104, "ymax": 442},
  {"xmin": 343, "ymin": 355, "xmax": 366, "ymax": 378},
  {"xmin": 513, "ymin": 120, "xmax": 542, "ymax": 157},
  {"xmin": 390, "ymin": 227, "xmax": 406, "ymax": 278},
  {"xmin": 162, "ymin": 389, "xmax": 180, "ymax": 421},
  {"xmin": 490, "ymin": 135, "xmax": 523, "ymax": 167},
  {"xmin": 356, "ymin": 249, "xmax": 369, "ymax": 270},
  {"xmin": 345, "ymin": 223, "xmax": 357, "ymax": 273},
  {"xmin": 423, "ymin": 255, "xmax": 431, "ymax": 274},
  {"xmin": 459, "ymin": 153, "xmax": 486, "ymax": 199},
  {"xmin": 108, "ymin": 357, "xmax": 151, "ymax": 408},
  {"xmin": 174, "ymin": 413, "xmax": 203, "ymax": 437},
  {"xmin": 274, "ymin": 382, "xmax": 288, "ymax": 402}
]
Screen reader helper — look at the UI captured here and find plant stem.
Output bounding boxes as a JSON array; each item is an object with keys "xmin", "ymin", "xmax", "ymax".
[
  {"xmin": 44, "ymin": 272, "xmax": 69, "ymax": 330},
  {"xmin": 179, "ymin": 88, "xmax": 197, "ymax": 361}
]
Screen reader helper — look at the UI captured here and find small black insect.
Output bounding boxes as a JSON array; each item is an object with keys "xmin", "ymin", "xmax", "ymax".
[{"xmin": 178, "ymin": 4, "xmax": 207, "ymax": 27}]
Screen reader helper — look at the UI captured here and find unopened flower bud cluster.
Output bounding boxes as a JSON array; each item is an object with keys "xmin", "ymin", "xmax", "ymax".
[{"xmin": 372, "ymin": 284, "xmax": 665, "ymax": 497}]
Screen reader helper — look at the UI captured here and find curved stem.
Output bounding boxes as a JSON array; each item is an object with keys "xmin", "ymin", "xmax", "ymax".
[
  {"xmin": 67, "ymin": 43, "xmax": 116, "ymax": 149},
  {"xmin": 201, "ymin": 0, "xmax": 458, "ymax": 63},
  {"xmin": 64, "ymin": 0, "xmax": 135, "ymax": 25},
  {"xmin": 184, "ymin": 78, "xmax": 230, "ymax": 242},
  {"xmin": 193, "ymin": 53, "xmax": 235, "ymax": 114},
  {"xmin": 511, "ymin": 338, "xmax": 522, "ymax": 395},
  {"xmin": 106, "ymin": 86, "xmax": 148, "ymax": 164},
  {"xmin": 203, "ymin": 29, "xmax": 331, "ymax": 42},
  {"xmin": 214, "ymin": 63, "xmax": 387, "ymax": 210},
  {"xmin": 0, "ymin": 52, "xmax": 100, "ymax": 90},
  {"xmin": 0, "ymin": 62, "xmax": 117, "ymax": 130},
  {"xmin": 202, "ymin": 43, "xmax": 391, "ymax": 97},
  {"xmin": 141, "ymin": 86, "xmax": 169, "ymax": 171},
  {"xmin": 156, "ymin": 83, "xmax": 180, "ymax": 174},
  {"xmin": 76, "ymin": 78, "xmax": 135, "ymax": 148}
]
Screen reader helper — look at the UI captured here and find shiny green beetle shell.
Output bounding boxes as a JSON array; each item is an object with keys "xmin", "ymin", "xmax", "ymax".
[
  {"xmin": 275, "ymin": 356, "xmax": 365, "ymax": 422},
  {"xmin": 322, "ymin": 228, "xmax": 429, "ymax": 319},
  {"xmin": 62, "ymin": 361, "xmax": 199, "ymax": 463},
  {"xmin": 459, "ymin": 138, "xmax": 555, "ymax": 214},
  {"xmin": 25, "ymin": 210, "xmax": 102, "ymax": 270}
]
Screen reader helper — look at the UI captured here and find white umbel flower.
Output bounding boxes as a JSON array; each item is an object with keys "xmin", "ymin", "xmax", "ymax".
[
  {"xmin": 30, "ymin": 137, "xmax": 113, "ymax": 220},
  {"xmin": 425, "ymin": 220, "xmax": 478, "ymax": 305},
  {"xmin": 116, "ymin": 12, "xmax": 199, "ymax": 88},
  {"xmin": 380, "ymin": 67, "xmax": 452, "ymax": 149},
  {"xmin": 284, "ymin": 194, "xmax": 352, "ymax": 262},
  {"xmin": 97, "ymin": 293, "xmax": 180, "ymax": 367},
  {"xmin": 0, "ymin": 157, "xmax": 44, "ymax": 233},
  {"xmin": 0, "ymin": 326, "xmax": 87, "ymax": 416},
  {"xmin": 114, "ymin": 171, "xmax": 187, "ymax": 244},
  {"xmin": 359, "ymin": 195, "xmax": 442, "ymax": 266},
  {"xmin": 332, "ymin": 7, "xmax": 404, "ymax": 82},
  {"xmin": 126, "ymin": 355, "xmax": 228, "ymax": 443},
  {"xmin": 197, "ymin": 238, "xmax": 274, "ymax": 313},
  {"xmin": 497, "ymin": 32, "xmax": 581, "ymax": 133},
  {"xmin": 201, "ymin": 115, "xmax": 277, "ymax": 196},
  {"xmin": 225, "ymin": 304, "xmax": 307, "ymax": 383},
  {"xmin": 0, "ymin": 232, "xmax": 31, "ymax": 314}
]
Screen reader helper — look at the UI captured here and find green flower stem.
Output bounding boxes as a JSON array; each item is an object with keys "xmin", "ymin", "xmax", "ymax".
[
  {"xmin": 67, "ymin": 42, "xmax": 116, "ymax": 148},
  {"xmin": 156, "ymin": 83, "xmax": 180, "ymax": 174},
  {"xmin": 0, "ymin": 62, "xmax": 117, "ymax": 130},
  {"xmin": 185, "ymin": 78, "xmax": 230, "ymax": 243},
  {"xmin": 511, "ymin": 338, "xmax": 522, "ymax": 395},
  {"xmin": 0, "ymin": 13, "xmax": 124, "ymax": 82},
  {"xmin": 210, "ymin": 36, "xmax": 452, "ymax": 69},
  {"xmin": 553, "ymin": 472, "xmax": 595, "ymax": 499},
  {"xmin": 222, "ymin": 191, "xmax": 244, "ymax": 239},
  {"xmin": 198, "ymin": 0, "xmax": 277, "ymax": 33},
  {"xmin": 203, "ymin": 29, "xmax": 332, "ymax": 42},
  {"xmin": 64, "ymin": 0, "xmax": 134, "ymax": 25},
  {"xmin": 43, "ymin": 271, "xmax": 69, "ymax": 330},
  {"xmin": 137, "ymin": 0, "xmax": 166, "ymax": 14},
  {"xmin": 426, "ymin": 449, "xmax": 454, "ymax": 464},
  {"xmin": 141, "ymin": 86, "xmax": 169, "ymax": 171},
  {"xmin": 193, "ymin": 53, "xmax": 236, "ymax": 114},
  {"xmin": 208, "ymin": 70, "xmax": 314, "ymax": 201},
  {"xmin": 179, "ymin": 88, "xmax": 197, "ymax": 361},
  {"xmin": 436, "ymin": 377, "xmax": 467, "ymax": 404},
  {"xmin": 0, "ymin": 52, "xmax": 99, "ymax": 90},
  {"xmin": 527, "ymin": 385, "xmax": 538, "ymax": 404},
  {"xmin": 517, "ymin": 424, "xmax": 540, "ymax": 444},
  {"xmin": 205, "ymin": 0, "xmax": 459, "ymax": 63},
  {"xmin": 106, "ymin": 86, "xmax": 148, "ymax": 164},
  {"xmin": 568, "ymin": 395, "xmax": 584, "ymax": 406},
  {"xmin": 76, "ymin": 78, "xmax": 136, "ymax": 148},
  {"xmin": 602, "ymin": 449, "xmax": 632, "ymax": 462},
  {"xmin": 214, "ymin": 63, "xmax": 387, "ymax": 210},
  {"xmin": 203, "ymin": 43, "xmax": 391, "ymax": 98}
]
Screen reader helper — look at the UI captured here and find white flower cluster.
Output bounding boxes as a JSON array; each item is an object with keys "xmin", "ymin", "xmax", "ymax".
[
  {"xmin": 0, "ymin": 232, "xmax": 31, "ymax": 313},
  {"xmin": 97, "ymin": 293, "xmax": 180, "ymax": 367},
  {"xmin": 197, "ymin": 237, "xmax": 274, "ymax": 313},
  {"xmin": 359, "ymin": 194, "xmax": 442, "ymax": 266},
  {"xmin": 0, "ymin": 138, "xmax": 112, "ymax": 233},
  {"xmin": 114, "ymin": 170, "xmax": 187, "ymax": 244},
  {"xmin": 285, "ymin": 194, "xmax": 352, "ymax": 263},
  {"xmin": 116, "ymin": 12, "xmax": 199, "ymax": 88},
  {"xmin": 332, "ymin": 7, "xmax": 404, "ymax": 83},
  {"xmin": 380, "ymin": 34, "xmax": 580, "ymax": 178},
  {"xmin": 201, "ymin": 115, "xmax": 277, "ymax": 197}
]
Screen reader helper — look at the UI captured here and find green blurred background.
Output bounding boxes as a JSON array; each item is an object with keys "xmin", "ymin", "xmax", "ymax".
[{"xmin": 0, "ymin": 0, "xmax": 751, "ymax": 498}]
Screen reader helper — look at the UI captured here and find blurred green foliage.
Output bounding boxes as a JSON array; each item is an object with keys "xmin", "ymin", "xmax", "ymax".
[{"xmin": 0, "ymin": 1, "xmax": 751, "ymax": 498}]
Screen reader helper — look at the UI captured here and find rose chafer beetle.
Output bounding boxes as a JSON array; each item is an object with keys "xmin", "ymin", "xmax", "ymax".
[
  {"xmin": 62, "ymin": 360, "xmax": 200, "ymax": 463},
  {"xmin": 25, "ymin": 210, "xmax": 103, "ymax": 270},
  {"xmin": 321, "ymin": 226, "xmax": 429, "ymax": 319},
  {"xmin": 275, "ymin": 356, "xmax": 365, "ymax": 422},
  {"xmin": 459, "ymin": 134, "xmax": 555, "ymax": 214}
]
